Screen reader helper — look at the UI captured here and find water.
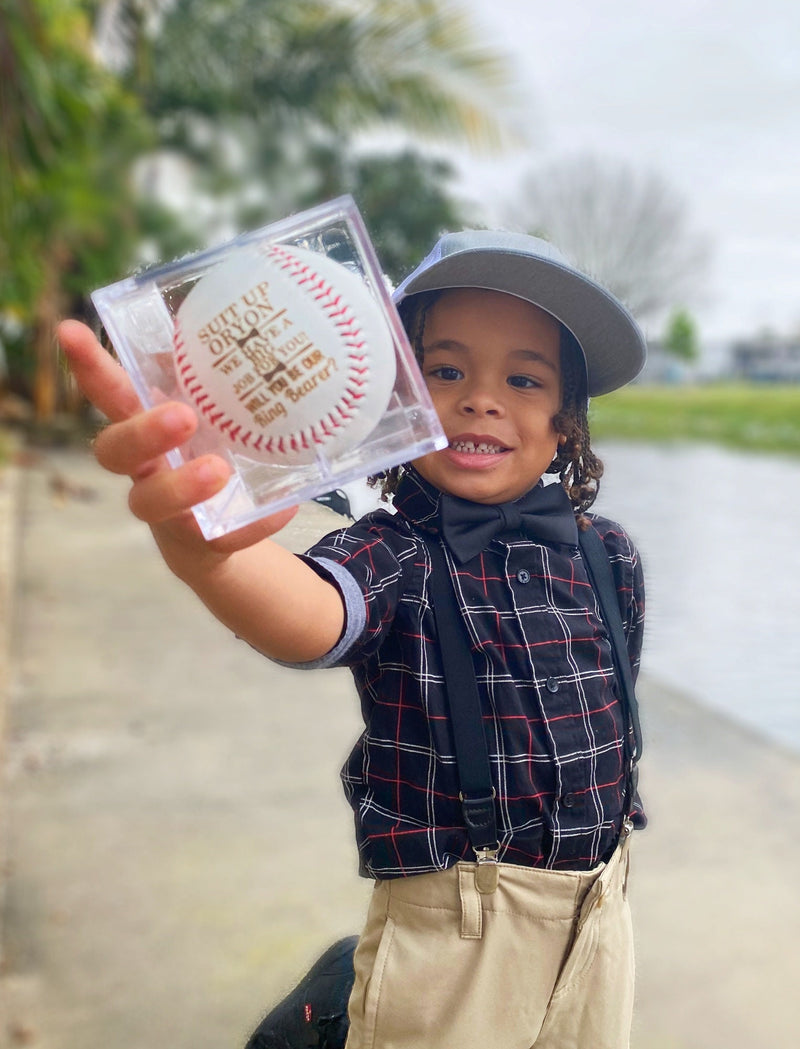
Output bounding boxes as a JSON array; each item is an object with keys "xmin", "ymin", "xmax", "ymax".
[
  {"xmin": 340, "ymin": 442, "xmax": 800, "ymax": 754},
  {"xmin": 593, "ymin": 441, "xmax": 800, "ymax": 753}
]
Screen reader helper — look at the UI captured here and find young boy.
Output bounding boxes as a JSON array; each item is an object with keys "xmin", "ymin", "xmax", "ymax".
[{"xmin": 58, "ymin": 230, "xmax": 646, "ymax": 1049}]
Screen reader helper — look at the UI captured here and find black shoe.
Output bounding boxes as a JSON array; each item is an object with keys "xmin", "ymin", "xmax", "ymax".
[{"xmin": 245, "ymin": 935, "xmax": 359, "ymax": 1049}]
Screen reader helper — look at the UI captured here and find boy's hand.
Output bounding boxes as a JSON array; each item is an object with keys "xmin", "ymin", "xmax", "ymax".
[
  {"xmin": 58, "ymin": 319, "xmax": 344, "ymax": 661},
  {"xmin": 57, "ymin": 320, "xmax": 297, "ymax": 564}
]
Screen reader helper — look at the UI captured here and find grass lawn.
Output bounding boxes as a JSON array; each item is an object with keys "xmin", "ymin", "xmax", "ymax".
[{"xmin": 589, "ymin": 383, "xmax": 800, "ymax": 457}]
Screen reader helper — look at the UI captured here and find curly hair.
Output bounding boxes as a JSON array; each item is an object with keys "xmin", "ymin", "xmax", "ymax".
[
  {"xmin": 547, "ymin": 325, "xmax": 604, "ymax": 520},
  {"xmin": 368, "ymin": 291, "xmax": 604, "ymax": 520}
]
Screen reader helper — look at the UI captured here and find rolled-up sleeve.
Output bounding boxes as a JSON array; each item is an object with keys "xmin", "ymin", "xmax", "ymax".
[{"xmin": 275, "ymin": 511, "xmax": 419, "ymax": 670}]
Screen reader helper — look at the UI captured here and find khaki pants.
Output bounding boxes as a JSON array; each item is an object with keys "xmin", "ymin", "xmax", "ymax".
[{"xmin": 346, "ymin": 829, "xmax": 634, "ymax": 1049}]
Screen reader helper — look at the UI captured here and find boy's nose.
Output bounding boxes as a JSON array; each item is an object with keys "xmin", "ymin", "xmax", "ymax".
[{"xmin": 458, "ymin": 384, "xmax": 504, "ymax": 417}]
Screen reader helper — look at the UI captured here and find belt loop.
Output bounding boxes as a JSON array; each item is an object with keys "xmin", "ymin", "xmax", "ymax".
[{"xmin": 458, "ymin": 866, "xmax": 483, "ymax": 939}]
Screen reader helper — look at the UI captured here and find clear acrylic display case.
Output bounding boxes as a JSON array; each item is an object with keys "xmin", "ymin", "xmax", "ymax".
[{"xmin": 91, "ymin": 196, "xmax": 446, "ymax": 539}]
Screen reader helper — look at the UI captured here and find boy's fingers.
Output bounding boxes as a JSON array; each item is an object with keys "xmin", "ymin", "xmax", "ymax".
[
  {"xmin": 59, "ymin": 319, "xmax": 203, "ymax": 482},
  {"xmin": 58, "ymin": 317, "xmax": 297, "ymax": 544},
  {"xmin": 127, "ymin": 455, "xmax": 232, "ymax": 524},
  {"xmin": 57, "ymin": 319, "xmax": 143, "ymax": 423},
  {"xmin": 93, "ymin": 402, "xmax": 198, "ymax": 477}
]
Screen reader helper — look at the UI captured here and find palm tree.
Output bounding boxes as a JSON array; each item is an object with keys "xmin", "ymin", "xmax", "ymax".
[
  {"xmin": 94, "ymin": 0, "xmax": 515, "ymax": 145},
  {"xmin": 1, "ymin": 0, "xmax": 147, "ymax": 417},
  {"xmin": 5, "ymin": 0, "xmax": 521, "ymax": 418},
  {"xmin": 90, "ymin": 0, "xmax": 519, "ymax": 241}
]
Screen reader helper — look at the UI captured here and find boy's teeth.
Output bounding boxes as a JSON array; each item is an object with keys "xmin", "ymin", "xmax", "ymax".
[{"xmin": 451, "ymin": 440, "xmax": 504, "ymax": 454}]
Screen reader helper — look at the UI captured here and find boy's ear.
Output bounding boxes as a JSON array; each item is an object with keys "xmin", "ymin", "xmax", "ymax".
[{"xmin": 557, "ymin": 433, "xmax": 568, "ymax": 446}]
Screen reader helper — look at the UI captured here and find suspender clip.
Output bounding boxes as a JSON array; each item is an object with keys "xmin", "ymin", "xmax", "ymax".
[{"xmin": 474, "ymin": 846, "xmax": 499, "ymax": 865}]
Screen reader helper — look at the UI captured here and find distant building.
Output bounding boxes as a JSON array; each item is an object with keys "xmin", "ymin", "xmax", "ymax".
[
  {"xmin": 635, "ymin": 332, "xmax": 800, "ymax": 385},
  {"xmin": 731, "ymin": 335, "xmax": 800, "ymax": 382},
  {"xmin": 636, "ymin": 335, "xmax": 800, "ymax": 385},
  {"xmin": 637, "ymin": 338, "xmax": 736, "ymax": 384}
]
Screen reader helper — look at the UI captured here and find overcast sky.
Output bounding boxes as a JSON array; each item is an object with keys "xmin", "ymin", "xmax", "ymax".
[{"xmin": 449, "ymin": 0, "xmax": 800, "ymax": 343}]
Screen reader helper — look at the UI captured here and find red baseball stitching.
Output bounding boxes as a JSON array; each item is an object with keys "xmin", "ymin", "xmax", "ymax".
[{"xmin": 174, "ymin": 244, "xmax": 375, "ymax": 457}]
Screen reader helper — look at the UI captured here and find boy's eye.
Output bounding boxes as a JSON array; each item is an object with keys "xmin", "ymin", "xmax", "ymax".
[
  {"xmin": 507, "ymin": 374, "xmax": 542, "ymax": 389},
  {"xmin": 428, "ymin": 365, "xmax": 463, "ymax": 382}
]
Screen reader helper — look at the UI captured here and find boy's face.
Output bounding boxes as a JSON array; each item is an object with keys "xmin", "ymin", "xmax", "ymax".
[{"xmin": 411, "ymin": 288, "xmax": 564, "ymax": 505}]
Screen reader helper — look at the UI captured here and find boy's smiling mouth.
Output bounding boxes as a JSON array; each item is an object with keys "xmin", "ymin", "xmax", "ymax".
[
  {"xmin": 449, "ymin": 432, "xmax": 510, "ymax": 454},
  {"xmin": 444, "ymin": 434, "xmax": 512, "ymax": 468},
  {"xmin": 450, "ymin": 438, "xmax": 507, "ymax": 455}
]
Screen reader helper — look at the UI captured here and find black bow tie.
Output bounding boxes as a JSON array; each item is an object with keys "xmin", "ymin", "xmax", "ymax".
[{"xmin": 438, "ymin": 483, "xmax": 578, "ymax": 563}]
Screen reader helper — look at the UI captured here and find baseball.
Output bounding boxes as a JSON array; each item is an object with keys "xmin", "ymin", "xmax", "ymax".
[{"xmin": 173, "ymin": 243, "xmax": 396, "ymax": 465}]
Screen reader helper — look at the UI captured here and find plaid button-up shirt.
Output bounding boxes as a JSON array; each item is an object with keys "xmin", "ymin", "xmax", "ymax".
[{"xmin": 299, "ymin": 469, "xmax": 645, "ymax": 877}]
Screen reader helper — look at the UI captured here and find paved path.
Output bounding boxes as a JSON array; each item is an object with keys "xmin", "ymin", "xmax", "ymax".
[{"xmin": 2, "ymin": 446, "xmax": 799, "ymax": 1048}]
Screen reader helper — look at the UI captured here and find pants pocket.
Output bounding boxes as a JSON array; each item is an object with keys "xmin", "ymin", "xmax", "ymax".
[
  {"xmin": 348, "ymin": 891, "xmax": 473, "ymax": 1048},
  {"xmin": 358, "ymin": 914, "xmax": 396, "ymax": 1049}
]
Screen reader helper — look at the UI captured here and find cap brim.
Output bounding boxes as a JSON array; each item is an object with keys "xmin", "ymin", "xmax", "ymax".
[{"xmin": 394, "ymin": 248, "xmax": 646, "ymax": 396}]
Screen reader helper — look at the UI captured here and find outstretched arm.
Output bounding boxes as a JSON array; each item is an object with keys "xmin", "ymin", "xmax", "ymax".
[{"xmin": 57, "ymin": 320, "xmax": 345, "ymax": 662}]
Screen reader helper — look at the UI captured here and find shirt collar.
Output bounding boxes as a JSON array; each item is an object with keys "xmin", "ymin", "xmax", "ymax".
[{"xmin": 392, "ymin": 466, "xmax": 443, "ymax": 533}]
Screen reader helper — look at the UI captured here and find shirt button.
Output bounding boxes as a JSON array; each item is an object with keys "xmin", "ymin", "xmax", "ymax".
[
  {"xmin": 546, "ymin": 676, "xmax": 560, "ymax": 693},
  {"xmin": 562, "ymin": 793, "xmax": 577, "ymax": 808},
  {"xmin": 516, "ymin": 569, "xmax": 531, "ymax": 584}
]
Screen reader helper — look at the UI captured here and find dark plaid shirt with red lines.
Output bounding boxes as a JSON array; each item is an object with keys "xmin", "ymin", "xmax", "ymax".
[{"xmin": 294, "ymin": 467, "xmax": 645, "ymax": 878}]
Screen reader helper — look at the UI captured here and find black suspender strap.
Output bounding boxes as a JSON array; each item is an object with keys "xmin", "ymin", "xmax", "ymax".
[
  {"xmin": 424, "ymin": 537, "xmax": 500, "ymax": 860},
  {"xmin": 423, "ymin": 522, "xmax": 643, "ymax": 853},
  {"xmin": 577, "ymin": 523, "xmax": 643, "ymax": 812}
]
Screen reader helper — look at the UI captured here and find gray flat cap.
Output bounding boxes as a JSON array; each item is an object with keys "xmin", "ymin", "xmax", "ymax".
[{"xmin": 393, "ymin": 230, "xmax": 646, "ymax": 396}]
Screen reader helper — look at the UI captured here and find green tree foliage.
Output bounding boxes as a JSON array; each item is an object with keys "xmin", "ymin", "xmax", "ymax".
[
  {"xmin": 663, "ymin": 308, "xmax": 699, "ymax": 363},
  {"xmin": 100, "ymin": 0, "xmax": 513, "ymax": 144},
  {"xmin": 273, "ymin": 142, "xmax": 469, "ymax": 284},
  {"xmin": 349, "ymin": 151, "xmax": 469, "ymax": 284},
  {"xmin": 0, "ymin": 0, "xmax": 149, "ymax": 411},
  {"xmin": 5, "ymin": 0, "xmax": 517, "ymax": 416},
  {"xmin": 92, "ymin": 0, "xmax": 515, "ymax": 254}
]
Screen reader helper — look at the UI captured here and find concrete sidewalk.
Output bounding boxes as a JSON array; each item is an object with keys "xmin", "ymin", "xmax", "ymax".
[{"xmin": 2, "ymin": 446, "xmax": 799, "ymax": 1048}]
